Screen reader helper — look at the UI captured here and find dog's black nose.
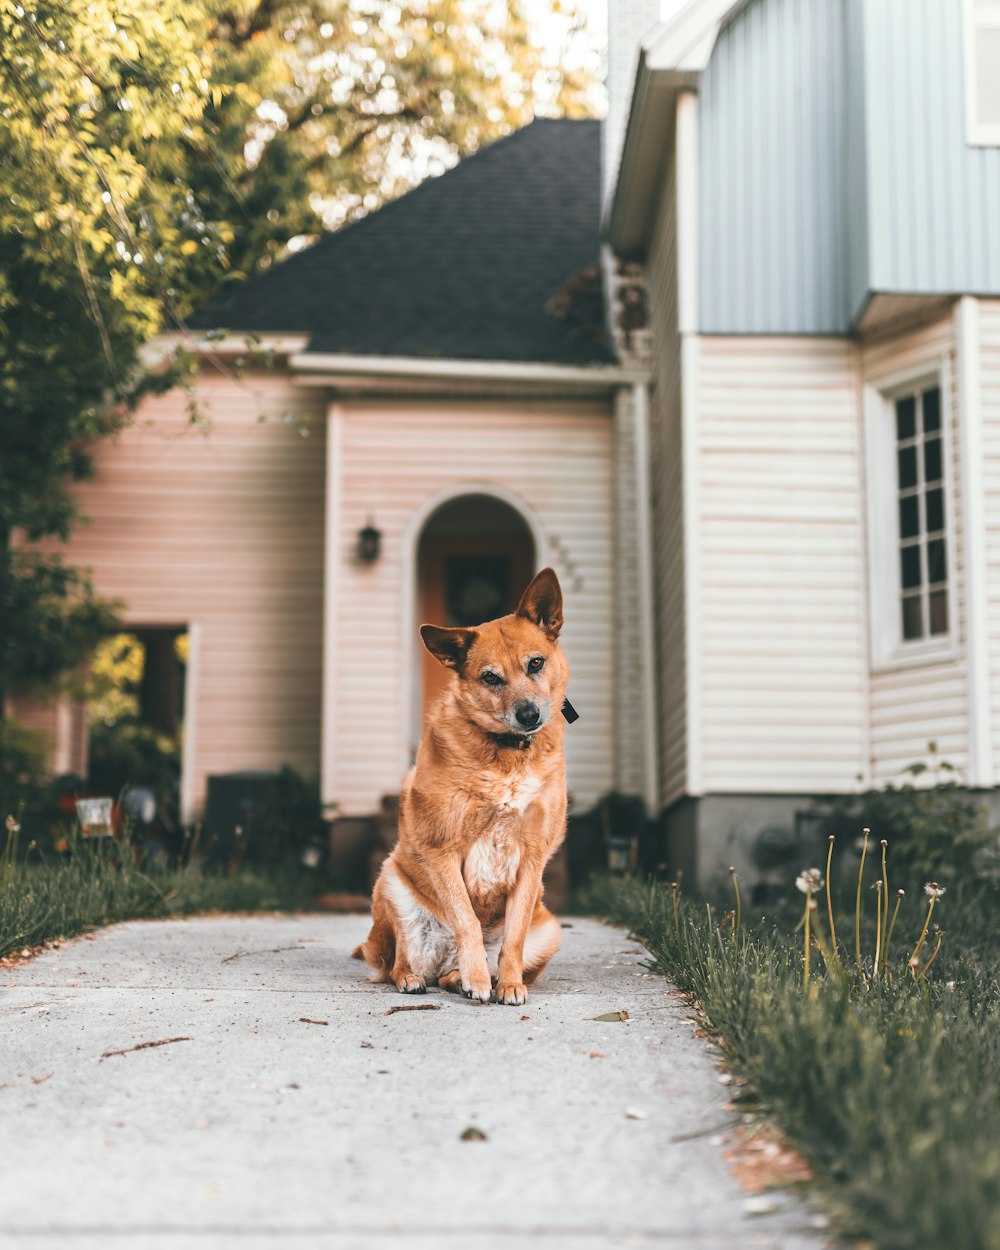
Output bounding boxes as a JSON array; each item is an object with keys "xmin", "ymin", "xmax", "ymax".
[{"xmin": 514, "ymin": 701, "xmax": 540, "ymax": 728}]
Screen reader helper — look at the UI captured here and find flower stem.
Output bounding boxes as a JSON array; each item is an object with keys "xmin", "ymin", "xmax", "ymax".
[
  {"xmin": 803, "ymin": 890, "xmax": 812, "ymax": 987},
  {"xmin": 671, "ymin": 882, "xmax": 679, "ymax": 937},
  {"xmin": 855, "ymin": 828, "xmax": 869, "ymax": 969},
  {"xmin": 917, "ymin": 930, "xmax": 944, "ymax": 981},
  {"xmin": 873, "ymin": 881, "xmax": 884, "ymax": 976},
  {"xmin": 885, "ymin": 890, "xmax": 904, "ymax": 969},
  {"xmin": 729, "ymin": 867, "xmax": 741, "ymax": 946},
  {"xmin": 909, "ymin": 896, "xmax": 938, "ymax": 973},
  {"xmin": 825, "ymin": 836, "xmax": 839, "ymax": 963}
]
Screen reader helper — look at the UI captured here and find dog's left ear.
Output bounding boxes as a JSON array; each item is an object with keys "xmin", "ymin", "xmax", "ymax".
[
  {"xmin": 420, "ymin": 624, "xmax": 477, "ymax": 671},
  {"xmin": 516, "ymin": 567, "xmax": 563, "ymax": 640}
]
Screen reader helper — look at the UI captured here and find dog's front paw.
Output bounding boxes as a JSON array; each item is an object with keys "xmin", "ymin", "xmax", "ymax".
[
  {"xmin": 395, "ymin": 973, "xmax": 426, "ymax": 994},
  {"xmin": 460, "ymin": 971, "xmax": 493, "ymax": 1003},
  {"xmin": 495, "ymin": 981, "xmax": 527, "ymax": 1006}
]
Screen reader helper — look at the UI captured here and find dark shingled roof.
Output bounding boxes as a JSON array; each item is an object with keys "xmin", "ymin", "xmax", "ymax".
[{"xmin": 189, "ymin": 118, "xmax": 614, "ymax": 366}]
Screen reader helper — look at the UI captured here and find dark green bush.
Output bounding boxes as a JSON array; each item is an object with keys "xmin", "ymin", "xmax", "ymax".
[{"xmin": 809, "ymin": 757, "xmax": 996, "ymax": 887}]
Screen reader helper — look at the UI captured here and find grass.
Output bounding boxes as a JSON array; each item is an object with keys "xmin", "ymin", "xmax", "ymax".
[
  {"xmin": 1, "ymin": 820, "xmax": 316, "ymax": 959},
  {"xmin": 590, "ymin": 869, "xmax": 1000, "ymax": 1250}
]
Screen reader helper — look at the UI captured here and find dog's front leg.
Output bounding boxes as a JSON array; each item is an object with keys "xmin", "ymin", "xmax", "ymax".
[
  {"xmin": 432, "ymin": 856, "xmax": 493, "ymax": 1002},
  {"xmin": 495, "ymin": 857, "xmax": 545, "ymax": 1006}
]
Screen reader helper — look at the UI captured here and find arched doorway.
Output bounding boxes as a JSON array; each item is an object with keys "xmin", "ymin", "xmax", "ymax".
[{"xmin": 416, "ymin": 494, "xmax": 536, "ymax": 722}]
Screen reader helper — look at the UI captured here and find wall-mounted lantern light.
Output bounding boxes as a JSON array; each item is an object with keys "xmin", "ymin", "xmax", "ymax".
[{"xmin": 357, "ymin": 520, "xmax": 382, "ymax": 564}]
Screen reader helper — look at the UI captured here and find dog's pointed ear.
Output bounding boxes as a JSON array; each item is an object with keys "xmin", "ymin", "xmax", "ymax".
[
  {"xmin": 516, "ymin": 567, "xmax": 563, "ymax": 640},
  {"xmin": 420, "ymin": 624, "xmax": 477, "ymax": 671}
]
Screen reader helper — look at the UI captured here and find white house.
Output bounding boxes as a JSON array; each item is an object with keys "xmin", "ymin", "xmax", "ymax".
[
  {"xmin": 14, "ymin": 0, "xmax": 1000, "ymax": 884},
  {"xmin": 606, "ymin": 0, "xmax": 1000, "ymax": 879}
]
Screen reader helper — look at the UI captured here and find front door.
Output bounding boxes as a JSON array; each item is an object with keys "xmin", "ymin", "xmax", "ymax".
[{"xmin": 418, "ymin": 532, "xmax": 534, "ymax": 721}]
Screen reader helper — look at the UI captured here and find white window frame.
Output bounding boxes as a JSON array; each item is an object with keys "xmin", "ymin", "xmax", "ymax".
[
  {"xmin": 964, "ymin": 0, "xmax": 1000, "ymax": 146},
  {"xmin": 864, "ymin": 358, "xmax": 960, "ymax": 672}
]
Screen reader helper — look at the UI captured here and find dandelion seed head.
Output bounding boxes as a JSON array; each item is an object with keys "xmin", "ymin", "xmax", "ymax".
[
  {"xmin": 897, "ymin": 888, "xmax": 905, "ymax": 897},
  {"xmin": 796, "ymin": 868, "xmax": 824, "ymax": 893},
  {"xmin": 880, "ymin": 839, "xmax": 888, "ymax": 848},
  {"xmin": 924, "ymin": 882, "xmax": 946, "ymax": 899},
  {"xmin": 5, "ymin": 815, "xmax": 20, "ymax": 834}
]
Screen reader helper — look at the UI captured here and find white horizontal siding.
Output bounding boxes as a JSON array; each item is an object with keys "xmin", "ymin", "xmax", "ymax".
[
  {"xmin": 861, "ymin": 313, "xmax": 970, "ymax": 780},
  {"xmin": 34, "ymin": 372, "xmax": 328, "ymax": 812},
  {"xmin": 979, "ymin": 300, "xmax": 1000, "ymax": 779},
  {"xmin": 328, "ymin": 399, "xmax": 615, "ymax": 815},
  {"xmin": 696, "ymin": 337, "xmax": 867, "ymax": 793}
]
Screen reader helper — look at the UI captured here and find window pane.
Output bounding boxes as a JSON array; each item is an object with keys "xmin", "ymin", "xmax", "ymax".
[
  {"xmin": 922, "ymin": 386, "xmax": 941, "ymax": 433},
  {"xmin": 902, "ymin": 594, "xmax": 924, "ymax": 640},
  {"xmin": 926, "ymin": 487, "xmax": 945, "ymax": 534},
  {"xmin": 975, "ymin": 32, "xmax": 1000, "ymax": 127},
  {"xmin": 898, "ymin": 445, "xmax": 918, "ymax": 490},
  {"xmin": 896, "ymin": 395, "xmax": 916, "ymax": 441},
  {"xmin": 899, "ymin": 494, "xmax": 920, "ymax": 539},
  {"xmin": 901, "ymin": 543, "xmax": 922, "ymax": 589},
  {"xmin": 929, "ymin": 590, "xmax": 949, "ymax": 636},
  {"xmin": 927, "ymin": 538, "xmax": 947, "ymax": 585},
  {"xmin": 924, "ymin": 437, "xmax": 942, "ymax": 483}
]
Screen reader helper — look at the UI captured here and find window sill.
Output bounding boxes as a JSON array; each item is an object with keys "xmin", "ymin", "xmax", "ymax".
[{"xmin": 871, "ymin": 638, "xmax": 961, "ymax": 675}]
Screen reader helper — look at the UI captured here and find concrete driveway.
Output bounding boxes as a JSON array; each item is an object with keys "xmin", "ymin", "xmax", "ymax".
[{"xmin": 1, "ymin": 914, "xmax": 826, "ymax": 1249}]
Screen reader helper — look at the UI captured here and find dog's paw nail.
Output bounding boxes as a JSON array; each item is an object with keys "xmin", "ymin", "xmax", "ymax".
[{"xmin": 496, "ymin": 983, "xmax": 527, "ymax": 1006}]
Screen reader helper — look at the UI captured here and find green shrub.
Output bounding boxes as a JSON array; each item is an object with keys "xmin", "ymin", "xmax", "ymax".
[{"xmin": 809, "ymin": 756, "xmax": 996, "ymax": 887}]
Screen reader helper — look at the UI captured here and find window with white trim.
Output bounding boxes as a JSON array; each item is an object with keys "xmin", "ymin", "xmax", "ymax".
[
  {"xmin": 894, "ymin": 384, "xmax": 949, "ymax": 642},
  {"xmin": 964, "ymin": 0, "xmax": 1000, "ymax": 145},
  {"xmin": 864, "ymin": 365, "xmax": 956, "ymax": 670}
]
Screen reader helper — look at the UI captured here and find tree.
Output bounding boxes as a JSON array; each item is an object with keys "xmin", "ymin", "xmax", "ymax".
[
  {"xmin": 0, "ymin": 0, "xmax": 598, "ymax": 731},
  {"xmin": 0, "ymin": 0, "xmax": 223, "ymax": 720},
  {"xmin": 174, "ymin": 0, "xmax": 599, "ymax": 279}
]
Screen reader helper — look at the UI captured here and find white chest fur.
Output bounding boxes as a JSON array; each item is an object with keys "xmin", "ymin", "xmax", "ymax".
[{"xmin": 464, "ymin": 827, "xmax": 521, "ymax": 896}]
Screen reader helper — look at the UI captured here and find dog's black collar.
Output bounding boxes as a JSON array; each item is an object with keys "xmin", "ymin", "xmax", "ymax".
[{"xmin": 489, "ymin": 731, "xmax": 535, "ymax": 751}]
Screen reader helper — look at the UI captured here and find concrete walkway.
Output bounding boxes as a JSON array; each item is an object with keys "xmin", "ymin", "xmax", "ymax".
[{"xmin": 1, "ymin": 915, "xmax": 826, "ymax": 1249}]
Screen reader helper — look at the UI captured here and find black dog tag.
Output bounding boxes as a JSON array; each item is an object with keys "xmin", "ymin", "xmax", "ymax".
[{"xmin": 561, "ymin": 698, "xmax": 579, "ymax": 724}]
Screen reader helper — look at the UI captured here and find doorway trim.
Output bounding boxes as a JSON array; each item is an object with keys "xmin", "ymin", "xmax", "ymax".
[{"xmin": 400, "ymin": 483, "xmax": 549, "ymax": 773}]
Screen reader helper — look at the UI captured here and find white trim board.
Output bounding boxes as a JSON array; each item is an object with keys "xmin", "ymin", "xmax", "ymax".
[
  {"xmin": 320, "ymin": 403, "xmax": 345, "ymax": 812},
  {"xmin": 955, "ymin": 296, "xmax": 993, "ymax": 787}
]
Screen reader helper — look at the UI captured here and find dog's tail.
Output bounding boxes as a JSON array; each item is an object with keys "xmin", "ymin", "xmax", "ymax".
[{"xmin": 351, "ymin": 944, "xmax": 365, "ymax": 961}]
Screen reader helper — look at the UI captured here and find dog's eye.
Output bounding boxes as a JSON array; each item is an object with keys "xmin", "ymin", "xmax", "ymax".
[
  {"xmin": 527, "ymin": 656, "xmax": 545, "ymax": 673},
  {"xmin": 481, "ymin": 671, "xmax": 504, "ymax": 687}
]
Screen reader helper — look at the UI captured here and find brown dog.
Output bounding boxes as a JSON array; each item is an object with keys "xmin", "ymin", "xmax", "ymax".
[{"xmin": 354, "ymin": 567, "xmax": 569, "ymax": 1005}]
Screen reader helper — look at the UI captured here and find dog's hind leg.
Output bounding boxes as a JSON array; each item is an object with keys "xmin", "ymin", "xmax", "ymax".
[
  {"xmin": 355, "ymin": 915, "xmax": 395, "ymax": 983},
  {"xmin": 354, "ymin": 875, "xmax": 398, "ymax": 983},
  {"xmin": 521, "ymin": 901, "xmax": 562, "ymax": 986}
]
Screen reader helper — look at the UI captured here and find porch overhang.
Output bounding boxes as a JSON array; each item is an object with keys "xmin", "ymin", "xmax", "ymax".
[{"xmin": 288, "ymin": 352, "xmax": 649, "ymax": 399}]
